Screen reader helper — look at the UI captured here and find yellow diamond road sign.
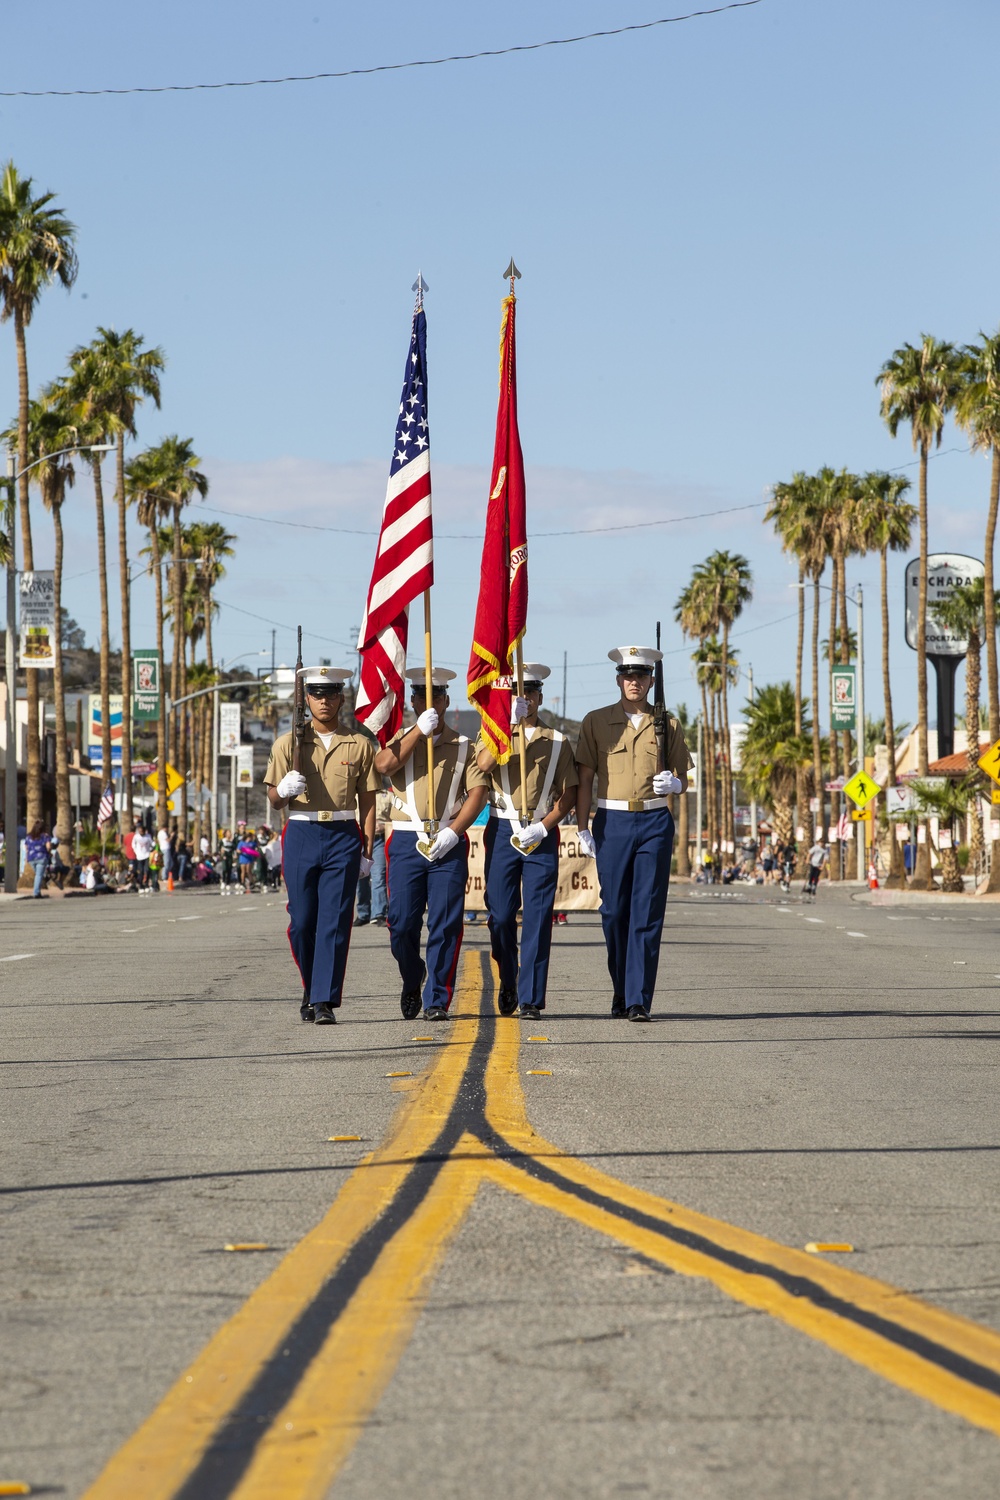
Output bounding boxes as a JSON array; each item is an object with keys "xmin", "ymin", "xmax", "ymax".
[
  {"xmin": 977, "ymin": 738, "xmax": 1000, "ymax": 785},
  {"xmin": 145, "ymin": 762, "xmax": 184, "ymax": 795},
  {"xmin": 843, "ymin": 770, "xmax": 880, "ymax": 808}
]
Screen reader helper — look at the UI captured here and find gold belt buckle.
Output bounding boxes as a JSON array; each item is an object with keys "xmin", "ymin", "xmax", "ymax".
[
  {"xmin": 627, "ymin": 798, "xmax": 644, "ymax": 812},
  {"xmin": 318, "ymin": 810, "xmax": 334, "ymax": 823}
]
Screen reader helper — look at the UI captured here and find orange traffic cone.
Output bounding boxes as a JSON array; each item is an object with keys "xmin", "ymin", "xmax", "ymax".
[
  {"xmin": 166, "ymin": 871, "xmax": 174, "ymax": 892},
  {"xmin": 868, "ymin": 860, "xmax": 878, "ymax": 890}
]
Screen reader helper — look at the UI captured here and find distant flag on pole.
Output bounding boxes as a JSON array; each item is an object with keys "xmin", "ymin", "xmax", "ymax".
[
  {"xmin": 355, "ymin": 293, "xmax": 433, "ymax": 745},
  {"xmin": 97, "ymin": 785, "xmax": 115, "ymax": 827},
  {"xmin": 467, "ymin": 291, "xmax": 527, "ymax": 763}
]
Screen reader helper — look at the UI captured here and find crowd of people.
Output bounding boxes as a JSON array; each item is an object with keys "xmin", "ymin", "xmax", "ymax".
[{"xmin": 696, "ymin": 834, "xmax": 832, "ymax": 896}]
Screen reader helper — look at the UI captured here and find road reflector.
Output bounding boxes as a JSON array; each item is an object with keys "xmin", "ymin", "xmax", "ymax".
[
  {"xmin": 805, "ymin": 1242, "xmax": 855, "ymax": 1254},
  {"xmin": 411, "ymin": 1035, "xmax": 435, "ymax": 1042},
  {"xmin": 0, "ymin": 1485, "xmax": 32, "ymax": 1496},
  {"xmin": 224, "ymin": 1243, "xmax": 270, "ymax": 1252},
  {"xmin": 526, "ymin": 1069, "xmax": 552, "ymax": 1076},
  {"xmin": 385, "ymin": 1071, "xmax": 412, "ymax": 1078},
  {"xmin": 328, "ymin": 1135, "xmax": 361, "ymax": 1142},
  {"xmin": 527, "ymin": 1035, "xmax": 549, "ymax": 1042}
]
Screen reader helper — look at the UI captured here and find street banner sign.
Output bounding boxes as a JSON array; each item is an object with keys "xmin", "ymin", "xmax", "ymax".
[
  {"xmin": 809, "ymin": 795, "xmax": 820, "ymax": 812},
  {"xmin": 88, "ymin": 694, "xmax": 123, "ymax": 769},
  {"xmin": 830, "ymin": 665, "xmax": 856, "ymax": 731},
  {"xmin": 19, "ymin": 571, "xmax": 55, "ymax": 668},
  {"xmin": 145, "ymin": 763, "xmax": 184, "ymax": 795},
  {"xmin": 236, "ymin": 745, "xmax": 254, "ymax": 788},
  {"xmin": 132, "ymin": 650, "xmax": 160, "ymax": 720},
  {"xmin": 905, "ymin": 553, "xmax": 984, "ymax": 655},
  {"xmin": 977, "ymin": 737, "xmax": 1000, "ymax": 784},
  {"xmin": 851, "ymin": 807, "xmax": 873, "ymax": 821},
  {"xmin": 219, "ymin": 703, "xmax": 241, "ymax": 756},
  {"xmin": 843, "ymin": 770, "xmax": 880, "ymax": 808}
]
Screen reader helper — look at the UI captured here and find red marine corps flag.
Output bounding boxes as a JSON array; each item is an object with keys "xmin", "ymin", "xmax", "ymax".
[
  {"xmin": 355, "ymin": 279, "xmax": 433, "ymax": 745},
  {"xmin": 467, "ymin": 266, "xmax": 527, "ymax": 764}
]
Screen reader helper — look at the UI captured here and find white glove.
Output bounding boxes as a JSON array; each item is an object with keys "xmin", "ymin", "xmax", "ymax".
[
  {"xmin": 276, "ymin": 770, "xmax": 307, "ymax": 800},
  {"xmin": 516, "ymin": 821, "xmax": 548, "ymax": 851},
  {"xmin": 359, "ymin": 854, "xmax": 373, "ymax": 877},
  {"xmin": 417, "ymin": 708, "xmax": 439, "ymax": 736},
  {"xmin": 428, "ymin": 827, "xmax": 459, "ymax": 861},
  {"xmin": 510, "ymin": 696, "xmax": 530, "ymax": 725},
  {"xmin": 577, "ymin": 829, "xmax": 597, "ymax": 859},
  {"xmin": 653, "ymin": 770, "xmax": 684, "ymax": 796}
]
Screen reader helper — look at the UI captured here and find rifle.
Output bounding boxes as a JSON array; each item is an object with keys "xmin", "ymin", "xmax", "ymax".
[
  {"xmin": 654, "ymin": 620, "xmax": 666, "ymax": 776},
  {"xmin": 293, "ymin": 625, "xmax": 307, "ymax": 799}
]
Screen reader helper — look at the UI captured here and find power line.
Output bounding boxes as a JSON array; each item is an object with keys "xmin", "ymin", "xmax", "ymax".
[{"xmin": 0, "ymin": 4, "xmax": 763, "ymax": 98}]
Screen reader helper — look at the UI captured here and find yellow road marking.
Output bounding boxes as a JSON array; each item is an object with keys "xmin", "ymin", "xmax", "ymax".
[{"xmin": 80, "ymin": 965, "xmax": 483, "ymax": 1500}]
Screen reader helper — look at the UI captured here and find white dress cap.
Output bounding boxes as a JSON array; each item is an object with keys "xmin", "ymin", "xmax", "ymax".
[
  {"xmin": 404, "ymin": 666, "xmax": 457, "ymax": 688},
  {"xmin": 608, "ymin": 646, "xmax": 663, "ymax": 669},
  {"xmin": 520, "ymin": 662, "xmax": 551, "ymax": 683},
  {"xmin": 298, "ymin": 665, "xmax": 354, "ymax": 686}
]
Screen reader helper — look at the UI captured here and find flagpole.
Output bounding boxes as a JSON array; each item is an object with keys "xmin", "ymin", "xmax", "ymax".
[
  {"xmin": 499, "ymin": 260, "xmax": 530, "ymax": 827},
  {"xmin": 423, "ymin": 589, "xmax": 437, "ymax": 835}
]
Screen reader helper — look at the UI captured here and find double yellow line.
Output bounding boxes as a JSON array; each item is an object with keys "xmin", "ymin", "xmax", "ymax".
[{"xmin": 84, "ymin": 953, "xmax": 1000, "ymax": 1500}]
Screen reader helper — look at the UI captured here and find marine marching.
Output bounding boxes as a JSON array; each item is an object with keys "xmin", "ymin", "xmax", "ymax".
[{"xmin": 264, "ymin": 267, "xmax": 691, "ymax": 1027}]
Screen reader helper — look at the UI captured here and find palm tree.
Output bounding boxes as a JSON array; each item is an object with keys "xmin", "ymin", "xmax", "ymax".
[
  {"xmin": 0, "ymin": 160, "xmax": 77, "ymax": 825},
  {"xmin": 70, "ymin": 329, "xmax": 165, "ymax": 824},
  {"xmin": 693, "ymin": 639, "xmax": 739, "ymax": 859},
  {"xmin": 765, "ymin": 473, "xmax": 814, "ymax": 838},
  {"xmin": 955, "ymin": 330, "xmax": 1000, "ymax": 747},
  {"xmin": 671, "ymin": 701, "xmax": 695, "ymax": 876},
  {"xmin": 855, "ymin": 471, "xmax": 916, "ymax": 886},
  {"xmin": 187, "ymin": 521, "xmax": 235, "ymax": 674},
  {"xmin": 877, "ymin": 336, "xmax": 963, "ymax": 887},
  {"xmin": 931, "ymin": 579, "xmax": 998, "ymax": 878},
  {"xmin": 2, "ymin": 390, "xmax": 81, "ymax": 841},
  {"xmin": 912, "ymin": 776, "xmax": 977, "ymax": 894},
  {"xmin": 128, "ymin": 450, "xmax": 170, "ymax": 827},
  {"xmin": 740, "ymin": 683, "xmax": 813, "ymax": 848},
  {"xmin": 690, "ymin": 551, "xmax": 753, "ymax": 851},
  {"xmin": 676, "ymin": 579, "xmax": 717, "ymax": 852}
]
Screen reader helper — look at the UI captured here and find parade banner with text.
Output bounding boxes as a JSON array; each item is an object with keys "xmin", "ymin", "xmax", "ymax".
[{"xmin": 132, "ymin": 650, "xmax": 160, "ymax": 721}]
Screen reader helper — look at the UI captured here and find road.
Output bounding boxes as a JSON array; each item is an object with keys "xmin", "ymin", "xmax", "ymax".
[{"xmin": 2, "ymin": 882, "xmax": 999, "ymax": 1498}]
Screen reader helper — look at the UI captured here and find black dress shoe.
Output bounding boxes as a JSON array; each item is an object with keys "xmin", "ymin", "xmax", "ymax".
[
  {"xmin": 300, "ymin": 1002, "xmax": 315, "ymax": 1023},
  {"xmin": 518, "ymin": 1004, "xmax": 541, "ymax": 1020},
  {"xmin": 497, "ymin": 986, "xmax": 519, "ymax": 1016},
  {"xmin": 424, "ymin": 1006, "xmax": 449, "ymax": 1022},
  {"xmin": 400, "ymin": 990, "xmax": 422, "ymax": 1020},
  {"xmin": 353, "ymin": 915, "xmax": 370, "ymax": 927},
  {"xmin": 626, "ymin": 1005, "xmax": 649, "ymax": 1023},
  {"xmin": 610, "ymin": 995, "xmax": 626, "ymax": 1017},
  {"xmin": 314, "ymin": 1003, "xmax": 337, "ymax": 1024}
]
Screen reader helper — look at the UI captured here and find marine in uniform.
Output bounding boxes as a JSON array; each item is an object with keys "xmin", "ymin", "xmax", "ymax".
[
  {"xmin": 265, "ymin": 667, "xmax": 378, "ymax": 1025},
  {"xmin": 475, "ymin": 663, "xmax": 578, "ymax": 1020},
  {"xmin": 575, "ymin": 646, "xmax": 692, "ymax": 1022},
  {"xmin": 374, "ymin": 667, "xmax": 490, "ymax": 1021}
]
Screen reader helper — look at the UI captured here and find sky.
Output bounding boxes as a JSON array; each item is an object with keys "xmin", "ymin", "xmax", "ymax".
[{"xmin": 2, "ymin": 0, "xmax": 998, "ymax": 727}]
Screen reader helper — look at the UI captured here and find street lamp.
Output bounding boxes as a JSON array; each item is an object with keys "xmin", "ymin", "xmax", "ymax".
[{"xmin": 3, "ymin": 443, "xmax": 115, "ymax": 893}]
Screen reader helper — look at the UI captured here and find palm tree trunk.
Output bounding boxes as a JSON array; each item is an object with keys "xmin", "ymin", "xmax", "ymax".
[
  {"xmin": 191, "ymin": 698, "xmax": 202, "ymax": 855},
  {"xmin": 719, "ymin": 624, "xmax": 733, "ymax": 850},
  {"xmin": 838, "ymin": 548, "xmax": 857, "ymax": 879},
  {"xmin": 93, "ymin": 457, "xmax": 113, "ymax": 805},
  {"xmin": 51, "ymin": 501, "xmax": 71, "ymax": 842},
  {"xmin": 712, "ymin": 687, "xmax": 722, "ymax": 859},
  {"xmin": 115, "ymin": 430, "xmax": 133, "ymax": 827},
  {"xmin": 966, "ymin": 631, "xmax": 985, "ymax": 878},
  {"xmin": 912, "ymin": 440, "xmax": 934, "ymax": 889},
  {"xmin": 881, "ymin": 543, "xmax": 904, "ymax": 887},
  {"xmin": 149, "ymin": 524, "xmax": 168, "ymax": 828},
  {"xmin": 179, "ymin": 644, "xmax": 189, "ymax": 831},
  {"xmin": 14, "ymin": 308, "xmax": 42, "ymax": 828},
  {"xmin": 811, "ymin": 575, "xmax": 823, "ymax": 848},
  {"xmin": 985, "ymin": 447, "xmax": 1000, "ymax": 744},
  {"xmin": 699, "ymin": 681, "xmax": 712, "ymax": 859},
  {"xmin": 794, "ymin": 559, "xmax": 808, "ymax": 844},
  {"xmin": 170, "ymin": 509, "xmax": 183, "ymax": 769},
  {"xmin": 827, "ymin": 580, "xmax": 841, "ymax": 880}
]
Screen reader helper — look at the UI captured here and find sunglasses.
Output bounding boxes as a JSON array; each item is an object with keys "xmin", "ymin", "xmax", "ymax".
[
  {"xmin": 618, "ymin": 668, "xmax": 652, "ymax": 680},
  {"xmin": 307, "ymin": 685, "xmax": 343, "ymax": 699}
]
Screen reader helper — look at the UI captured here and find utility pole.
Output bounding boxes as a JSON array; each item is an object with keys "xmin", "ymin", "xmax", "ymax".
[
  {"xmin": 695, "ymin": 715, "xmax": 704, "ymax": 873},
  {"xmin": 271, "ymin": 629, "xmax": 276, "ymax": 676},
  {"xmin": 4, "ymin": 450, "xmax": 17, "ymax": 892},
  {"xmin": 856, "ymin": 583, "xmax": 866, "ymax": 881},
  {"xmin": 562, "ymin": 651, "xmax": 568, "ymax": 730}
]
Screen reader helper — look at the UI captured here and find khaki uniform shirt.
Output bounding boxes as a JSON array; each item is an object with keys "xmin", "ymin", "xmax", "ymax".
[
  {"xmin": 476, "ymin": 724, "xmax": 579, "ymax": 818},
  {"xmin": 576, "ymin": 703, "xmax": 692, "ymax": 802},
  {"xmin": 386, "ymin": 722, "xmax": 490, "ymax": 827},
  {"xmin": 265, "ymin": 725, "xmax": 379, "ymax": 813}
]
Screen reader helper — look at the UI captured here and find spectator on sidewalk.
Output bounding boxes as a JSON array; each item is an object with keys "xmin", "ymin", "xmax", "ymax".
[
  {"xmin": 132, "ymin": 826, "xmax": 153, "ymax": 891},
  {"xmin": 24, "ymin": 822, "xmax": 50, "ymax": 898}
]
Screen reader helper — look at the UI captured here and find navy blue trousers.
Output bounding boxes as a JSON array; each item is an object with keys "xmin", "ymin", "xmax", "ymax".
[
  {"xmin": 593, "ymin": 806, "xmax": 674, "ymax": 1013},
  {"xmin": 484, "ymin": 818, "xmax": 559, "ymax": 1009},
  {"xmin": 386, "ymin": 829, "xmax": 468, "ymax": 1011},
  {"xmin": 282, "ymin": 820, "xmax": 362, "ymax": 1008}
]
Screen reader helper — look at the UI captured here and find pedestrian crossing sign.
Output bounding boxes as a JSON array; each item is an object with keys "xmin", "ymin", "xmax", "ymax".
[
  {"xmin": 843, "ymin": 770, "xmax": 880, "ymax": 808},
  {"xmin": 145, "ymin": 763, "xmax": 184, "ymax": 795},
  {"xmin": 977, "ymin": 737, "xmax": 1000, "ymax": 785}
]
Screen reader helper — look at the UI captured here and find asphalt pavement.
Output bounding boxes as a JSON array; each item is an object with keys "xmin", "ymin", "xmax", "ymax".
[{"xmin": 2, "ymin": 879, "xmax": 999, "ymax": 1498}]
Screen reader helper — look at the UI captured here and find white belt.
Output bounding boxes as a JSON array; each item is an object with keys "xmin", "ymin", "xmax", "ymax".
[
  {"xmin": 286, "ymin": 810, "xmax": 357, "ymax": 823},
  {"xmin": 598, "ymin": 796, "xmax": 670, "ymax": 812}
]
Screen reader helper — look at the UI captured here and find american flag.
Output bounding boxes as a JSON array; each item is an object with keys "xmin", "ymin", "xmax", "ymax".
[
  {"xmin": 355, "ymin": 300, "xmax": 433, "ymax": 745},
  {"xmin": 97, "ymin": 784, "xmax": 115, "ymax": 827}
]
